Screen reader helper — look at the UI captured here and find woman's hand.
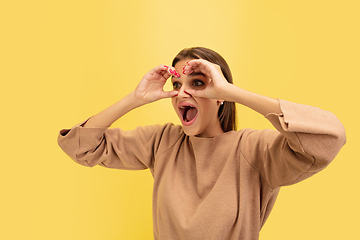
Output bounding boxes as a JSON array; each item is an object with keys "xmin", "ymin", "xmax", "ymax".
[
  {"xmin": 134, "ymin": 65, "xmax": 179, "ymax": 104},
  {"xmin": 182, "ymin": 59, "xmax": 282, "ymax": 117},
  {"xmin": 182, "ymin": 59, "xmax": 230, "ymax": 100},
  {"xmin": 84, "ymin": 65, "xmax": 179, "ymax": 128}
]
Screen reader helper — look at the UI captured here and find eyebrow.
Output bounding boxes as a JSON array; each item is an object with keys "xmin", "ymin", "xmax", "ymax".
[
  {"xmin": 171, "ymin": 71, "xmax": 206, "ymax": 80},
  {"xmin": 189, "ymin": 72, "xmax": 206, "ymax": 77}
]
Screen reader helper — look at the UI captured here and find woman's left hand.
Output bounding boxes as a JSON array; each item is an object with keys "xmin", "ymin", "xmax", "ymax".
[{"xmin": 183, "ymin": 59, "xmax": 230, "ymax": 100}]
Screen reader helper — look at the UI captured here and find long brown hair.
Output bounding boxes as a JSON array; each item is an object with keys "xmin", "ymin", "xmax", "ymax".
[{"xmin": 172, "ymin": 47, "xmax": 237, "ymax": 132}]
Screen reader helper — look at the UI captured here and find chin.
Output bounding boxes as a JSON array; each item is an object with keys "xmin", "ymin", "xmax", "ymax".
[
  {"xmin": 181, "ymin": 125, "xmax": 201, "ymax": 136},
  {"xmin": 182, "ymin": 128, "xmax": 196, "ymax": 136},
  {"xmin": 182, "ymin": 124, "xmax": 208, "ymax": 137}
]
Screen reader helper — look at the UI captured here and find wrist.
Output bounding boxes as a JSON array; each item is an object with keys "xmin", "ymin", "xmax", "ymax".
[
  {"xmin": 219, "ymin": 83, "xmax": 239, "ymax": 102},
  {"xmin": 129, "ymin": 91, "xmax": 148, "ymax": 108}
]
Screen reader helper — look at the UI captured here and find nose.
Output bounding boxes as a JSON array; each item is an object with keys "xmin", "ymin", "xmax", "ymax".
[{"xmin": 177, "ymin": 85, "xmax": 191, "ymax": 98}]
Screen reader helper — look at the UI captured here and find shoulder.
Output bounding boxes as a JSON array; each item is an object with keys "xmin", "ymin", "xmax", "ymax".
[
  {"xmin": 155, "ymin": 123, "xmax": 185, "ymax": 141},
  {"xmin": 131, "ymin": 122, "xmax": 185, "ymax": 146},
  {"xmin": 238, "ymin": 127, "xmax": 281, "ymax": 152},
  {"xmin": 240, "ymin": 128, "xmax": 279, "ymax": 140},
  {"xmin": 148, "ymin": 122, "xmax": 184, "ymax": 137}
]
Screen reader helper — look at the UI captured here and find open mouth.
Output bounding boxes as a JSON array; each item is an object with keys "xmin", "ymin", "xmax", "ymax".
[{"xmin": 178, "ymin": 103, "xmax": 198, "ymax": 126}]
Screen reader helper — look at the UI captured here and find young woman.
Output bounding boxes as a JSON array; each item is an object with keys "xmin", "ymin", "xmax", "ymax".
[{"xmin": 58, "ymin": 47, "xmax": 346, "ymax": 240}]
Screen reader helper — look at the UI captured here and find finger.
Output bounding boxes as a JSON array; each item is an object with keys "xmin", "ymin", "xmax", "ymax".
[
  {"xmin": 162, "ymin": 68, "xmax": 172, "ymax": 79},
  {"xmin": 191, "ymin": 59, "xmax": 218, "ymax": 71},
  {"xmin": 186, "ymin": 59, "xmax": 207, "ymax": 69},
  {"xmin": 188, "ymin": 60, "xmax": 223, "ymax": 82},
  {"xmin": 155, "ymin": 65, "xmax": 173, "ymax": 80},
  {"xmin": 183, "ymin": 64, "xmax": 196, "ymax": 75},
  {"xmin": 183, "ymin": 62, "xmax": 204, "ymax": 75},
  {"xmin": 185, "ymin": 59, "xmax": 212, "ymax": 76},
  {"xmin": 147, "ymin": 64, "xmax": 169, "ymax": 78},
  {"xmin": 152, "ymin": 64, "xmax": 169, "ymax": 73},
  {"xmin": 168, "ymin": 67, "xmax": 180, "ymax": 78}
]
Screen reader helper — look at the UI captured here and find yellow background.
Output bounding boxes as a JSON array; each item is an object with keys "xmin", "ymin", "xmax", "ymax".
[{"xmin": 1, "ymin": 0, "xmax": 359, "ymax": 239}]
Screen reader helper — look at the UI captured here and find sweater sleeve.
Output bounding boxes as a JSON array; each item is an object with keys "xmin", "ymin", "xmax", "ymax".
[
  {"xmin": 240, "ymin": 99, "xmax": 346, "ymax": 188},
  {"xmin": 57, "ymin": 120, "xmax": 182, "ymax": 172}
]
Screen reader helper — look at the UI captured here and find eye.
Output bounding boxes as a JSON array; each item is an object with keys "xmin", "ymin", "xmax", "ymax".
[
  {"xmin": 172, "ymin": 81, "xmax": 181, "ymax": 90},
  {"xmin": 192, "ymin": 80, "xmax": 204, "ymax": 87}
]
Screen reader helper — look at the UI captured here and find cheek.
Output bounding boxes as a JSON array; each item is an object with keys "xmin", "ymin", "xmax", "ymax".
[{"xmin": 199, "ymin": 99, "xmax": 219, "ymax": 116}]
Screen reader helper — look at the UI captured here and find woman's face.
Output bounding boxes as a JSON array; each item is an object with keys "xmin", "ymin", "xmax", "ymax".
[{"xmin": 171, "ymin": 59, "xmax": 224, "ymax": 138}]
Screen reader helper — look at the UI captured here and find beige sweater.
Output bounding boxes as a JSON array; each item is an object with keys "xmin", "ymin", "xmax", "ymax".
[{"xmin": 58, "ymin": 99, "xmax": 346, "ymax": 240}]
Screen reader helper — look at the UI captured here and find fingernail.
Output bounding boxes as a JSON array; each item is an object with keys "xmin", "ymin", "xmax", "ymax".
[
  {"xmin": 176, "ymin": 73, "xmax": 180, "ymax": 77},
  {"xmin": 182, "ymin": 70, "xmax": 185, "ymax": 74},
  {"xmin": 164, "ymin": 65, "xmax": 168, "ymax": 68}
]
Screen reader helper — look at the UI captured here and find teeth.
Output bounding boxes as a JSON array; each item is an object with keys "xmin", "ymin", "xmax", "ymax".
[{"xmin": 180, "ymin": 105, "xmax": 192, "ymax": 109}]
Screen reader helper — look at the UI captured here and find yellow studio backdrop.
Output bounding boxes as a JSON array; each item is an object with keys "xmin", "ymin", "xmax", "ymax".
[{"xmin": 0, "ymin": 0, "xmax": 358, "ymax": 239}]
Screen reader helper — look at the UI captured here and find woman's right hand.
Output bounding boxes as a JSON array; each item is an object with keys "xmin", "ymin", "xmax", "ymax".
[{"xmin": 134, "ymin": 65, "xmax": 180, "ymax": 104}]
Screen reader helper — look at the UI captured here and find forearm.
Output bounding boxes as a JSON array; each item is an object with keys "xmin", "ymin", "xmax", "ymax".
[
  {"xmin": 223, "ymin": 84, "xmax": 282, "ymax": 116},
  {"xmin": 83, "ymin": 91, "xmax": 145, "ymax": 128}
]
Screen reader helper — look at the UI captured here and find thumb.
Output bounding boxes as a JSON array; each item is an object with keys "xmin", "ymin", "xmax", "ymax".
[
  {"xmin": 160, "ymin": 90, "xmax": 179, "ymax": 99},
  {"xmin": 185, "ymin": 89, "xmax": 207, "ymax": 98}
]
